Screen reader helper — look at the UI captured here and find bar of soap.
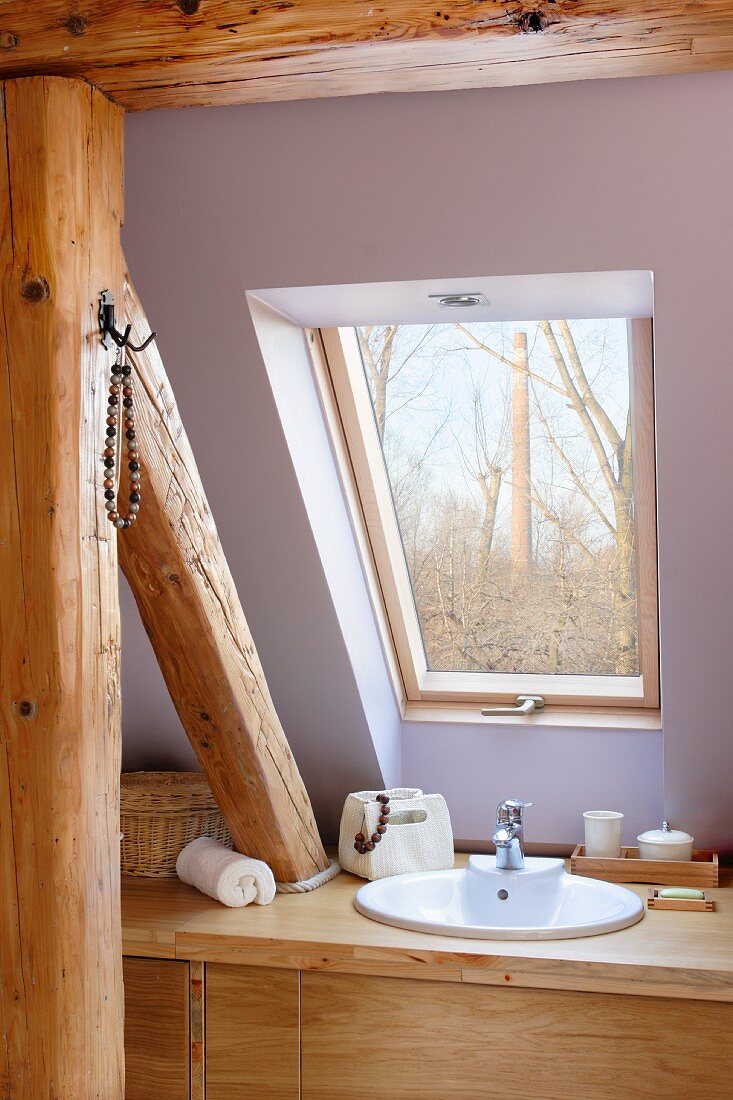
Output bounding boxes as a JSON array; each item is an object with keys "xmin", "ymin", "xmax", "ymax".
[{"xmin": 658, "ymin": 888, "xmax": 705, "ymax": 900}]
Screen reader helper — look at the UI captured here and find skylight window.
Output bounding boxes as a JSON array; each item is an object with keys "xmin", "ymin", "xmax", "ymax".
[
  {"xmin": 309, "ymin": 279, "xmax": 658, "ymax": 712},
  {"xmin": 358, "ymin": 317, "xmax": 641, "ymax": 678}
]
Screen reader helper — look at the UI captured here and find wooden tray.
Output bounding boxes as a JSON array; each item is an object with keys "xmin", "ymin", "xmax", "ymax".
[
  {"xmin": 570, "ymin": 845, "xmax": 719, "ymax": 888},
  {"xmin": 647, "ymin": 888, "xmax": 714, "ymax": 912}
]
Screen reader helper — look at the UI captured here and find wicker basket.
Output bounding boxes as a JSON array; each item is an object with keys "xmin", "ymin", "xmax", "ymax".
[{"xmin": 120, "ymin": 771, "xmax": 233, "ymax": 878}]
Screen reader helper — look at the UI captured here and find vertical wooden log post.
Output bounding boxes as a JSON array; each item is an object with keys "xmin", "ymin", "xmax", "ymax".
[
  {"xmin": 0, "ymin": 78, "xmax": 124, "ymax": 1097},
  {"xmin": 120, "ymin": 275, "xmax": 329, "ymax": 883}
]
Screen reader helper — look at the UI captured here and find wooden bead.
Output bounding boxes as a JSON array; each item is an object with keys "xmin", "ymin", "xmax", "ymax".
[
  {"xmin": 106, "ymin": 415, "xmax": 117, "ymax": 426},
  {"xmin": 377, "ymin": 793, "xmax": 390, "ymax": 804},
  {"xmin": 109, "ymin": 384, "xmax": 119, "ymax": 394},
  {"xmin": 378, "ymin": 815, "xmax": 389, "ymax": 825},
  {"xmin": 354, "ymin": 833, "xmax": 365, "ymax": 844},
  {"xmin": 108, "ymin": 511, "xmax": 118, "ymax": 522},
  {"xmin": 125, "ymin": 418, "xmax": 134, "ymax": 429},
  {"xmin": 103, "ymin": 478, "xmax": 113, "ymax": 490},
  {"xmin": 380, "ymin": 805, "xmax": 391, "ymax": 815},
  {"xmin": 371, "ymin": 833, "xmax": 381, "ymax": 843},
  {"xmin": 122, "ymin": 386, "xmax": 132, "ymax": 397},
  {"xmin": 103, "ymin": 447, "xmax": 114, "ymax": 458},
  {"xmin": 353, "ymin": 841, "xmax": 362, "ymax": 852},
  {"xmin": 364, "ymin": 841, "xmax": 375, "ymax": 852},
  {"xmin": 376, "ymin": 824, "xmax": 387, "ymax": 834}
]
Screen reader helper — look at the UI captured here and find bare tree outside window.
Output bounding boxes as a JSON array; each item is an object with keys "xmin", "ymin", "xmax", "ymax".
[{"xmin": 356, "ymin": 318, "xmax": 638, "ymax": 678}]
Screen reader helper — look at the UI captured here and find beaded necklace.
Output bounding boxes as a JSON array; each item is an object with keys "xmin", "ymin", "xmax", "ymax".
[
  {"xmin": 102, "ymin": 346, "xmax": 141, "ymax": 530},
  {"xmin": 353, "ymin": 792, "xmax": 391, "ymax": 854}
]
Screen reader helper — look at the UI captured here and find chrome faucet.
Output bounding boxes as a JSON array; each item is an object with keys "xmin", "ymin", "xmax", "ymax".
[{"xmin": 492, "ymin": 798, "xmax": 533, "ymax": 870}]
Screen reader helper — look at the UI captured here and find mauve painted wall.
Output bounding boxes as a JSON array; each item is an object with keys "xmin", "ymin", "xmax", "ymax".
[{"xmin": 123, "ymin": 71, "xmax": 733, "ymax": 849}]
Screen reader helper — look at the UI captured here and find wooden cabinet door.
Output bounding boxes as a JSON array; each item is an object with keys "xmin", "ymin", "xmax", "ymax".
[
  {"xmin": 206, "ymin": 964, "xmax": 299, "ymax": 1100},
  {"xmin": 123, "ymin": 956, "xmax": 190, "ymax": 1100},
  {"xmin": 302, "ymin": 972, "xmax": 733, "ymax": 1100}
]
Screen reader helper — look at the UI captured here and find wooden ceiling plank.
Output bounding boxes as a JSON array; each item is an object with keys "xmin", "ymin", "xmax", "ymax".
[
  {"xmin": 109, "ymin": 43, "xmax": 733, "ymax": 112},
  {"xmin": 3, "ymin": 3, "xmax": 733, "ymax": 109}
]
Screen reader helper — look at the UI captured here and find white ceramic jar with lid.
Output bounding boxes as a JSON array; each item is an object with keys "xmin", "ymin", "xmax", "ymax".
[{"xmin": 637, "ymin": 821, "xmax": 693, "ymax": 861}]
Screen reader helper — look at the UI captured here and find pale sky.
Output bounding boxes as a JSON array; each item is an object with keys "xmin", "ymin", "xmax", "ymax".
[{"xmin": 358, "ymin": 317, "xmax": 631, "ymax": 555}]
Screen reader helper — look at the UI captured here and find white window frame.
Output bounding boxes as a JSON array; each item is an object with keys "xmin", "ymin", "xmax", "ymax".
[{"xmin": 310, "ymin": 319, "xmax": 659, "ymax": 712}]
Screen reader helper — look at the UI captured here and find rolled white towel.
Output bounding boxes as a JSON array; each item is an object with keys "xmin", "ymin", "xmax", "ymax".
[{"xmin": 176, "ymin": 836, "xmax": 276, "ymax": 907}]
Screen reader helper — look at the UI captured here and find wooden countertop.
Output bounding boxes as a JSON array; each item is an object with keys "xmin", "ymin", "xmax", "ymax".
[{"xmin": 122, "ymin": 858, "xmax": 733, "ymax": 1002}]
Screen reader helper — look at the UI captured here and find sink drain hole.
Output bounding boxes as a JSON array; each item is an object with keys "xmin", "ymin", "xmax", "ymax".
[{"xmin": 497, "ymin": 889, "xmax": 509, "ymax": 901}]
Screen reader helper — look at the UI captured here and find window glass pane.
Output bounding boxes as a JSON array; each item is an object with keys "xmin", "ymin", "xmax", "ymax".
[{"xmin": 355, "ymin": 320, "xmax": 638, "ymax": 677}]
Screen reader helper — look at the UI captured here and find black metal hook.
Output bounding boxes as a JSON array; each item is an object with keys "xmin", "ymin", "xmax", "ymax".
[{"xmin": 99, "ymin": 290, "xmax": 156, "ymax": 353}]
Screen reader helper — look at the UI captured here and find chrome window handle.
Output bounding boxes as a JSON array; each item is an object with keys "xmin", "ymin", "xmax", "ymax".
[{"xmin": 480, "ymin": 695, "xmax": 545, "ymax": 717}]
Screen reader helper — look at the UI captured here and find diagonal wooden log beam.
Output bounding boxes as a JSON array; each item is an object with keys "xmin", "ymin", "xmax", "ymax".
[
  {"xmin": 2, "ymin": 2, "xmax": 733, "ymax": 110},
  {"xmin": 120, "ymin": 273, "xmax": 328, "ymax": 883},
  {"xmin": 0, "ymin": 76, "xmax": 124, "ymax": 1097}
]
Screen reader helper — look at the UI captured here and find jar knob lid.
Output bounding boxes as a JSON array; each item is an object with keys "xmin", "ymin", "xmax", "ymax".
[{"xmin": 661, "ymin": 820, "xmax": 671, "ymax": 832}]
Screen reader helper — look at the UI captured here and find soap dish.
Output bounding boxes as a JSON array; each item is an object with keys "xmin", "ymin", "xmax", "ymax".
[{"xmin": 647, "ymin": 888, "xmax": 714, "ymax": 913}]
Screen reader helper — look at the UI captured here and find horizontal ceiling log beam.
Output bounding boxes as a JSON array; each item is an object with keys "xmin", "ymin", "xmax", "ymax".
[{"xmin": 2, "ymin": 2, "xmax": 733, "ymax": 110}]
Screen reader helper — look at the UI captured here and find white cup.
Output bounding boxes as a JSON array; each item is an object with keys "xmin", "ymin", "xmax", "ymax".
[{"xmin": 583, "ymin": 810, "xmax": 623, "ymax": 858}]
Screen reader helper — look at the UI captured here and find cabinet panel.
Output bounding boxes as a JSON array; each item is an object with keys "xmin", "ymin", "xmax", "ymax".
[
  {"xmin": 123, "ymin": 956, "xmax": 190, "ymax": 1100},
  {"xmin": 206, "ymin": 963, "xmax": 299, "ymax": 1100},
  {"xmin": 302, "ymin": 972, "xmax": 733, "ymax": 1100}
]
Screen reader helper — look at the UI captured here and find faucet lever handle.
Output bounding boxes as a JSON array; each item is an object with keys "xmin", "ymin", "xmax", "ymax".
[{"xmin": 496, "ymin": 798, "xmax": 534, "ymax": 825}]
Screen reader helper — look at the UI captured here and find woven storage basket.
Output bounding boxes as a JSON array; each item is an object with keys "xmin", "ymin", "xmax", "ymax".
[{"xmin": 120, "ymin": 771, "xmax": 233, "ymax": 877}]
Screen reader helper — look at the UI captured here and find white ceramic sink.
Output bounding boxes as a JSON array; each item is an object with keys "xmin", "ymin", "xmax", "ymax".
[{"xmin": 354, "ymin": 856, "xmax": 644, "ymax": 941}]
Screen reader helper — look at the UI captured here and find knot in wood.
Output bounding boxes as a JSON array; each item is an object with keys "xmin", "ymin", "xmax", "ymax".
[
  {"xmin": 516, "ymin": 10, "xmax": 547, "ymax": 33},
  {"xmin": 176, "ymin": 0, "xmax": 201, "ymax": 14},
  {"xmin": 20, "ymin": 275, "xmax": 50, "ymax": 303},
  {"xmin": 13, "ymin": 699, "xmax": 37, "ymax": 719},
  {"xmin": 0, "ymin": 30, "xmax": 18, "ymax": 49},
  {"xmin": 63, "ymin": 12, "xmax": 88, "ymax": 36}
]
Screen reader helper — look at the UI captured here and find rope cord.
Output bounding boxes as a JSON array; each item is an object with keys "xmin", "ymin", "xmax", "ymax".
[{"xmin": 276, "ymin": 859, "xmax": 341, "ymax": 893}]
